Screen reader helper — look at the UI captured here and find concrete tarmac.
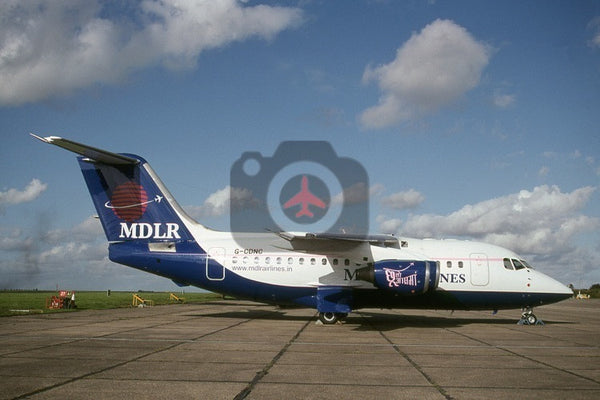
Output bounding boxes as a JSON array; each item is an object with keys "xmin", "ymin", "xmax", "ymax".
[{"xmin": 1, "ymin": 299, "xmax": 599, "ymax": 399}]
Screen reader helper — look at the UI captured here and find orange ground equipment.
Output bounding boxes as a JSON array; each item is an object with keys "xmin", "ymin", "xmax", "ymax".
[{"xmin": 46, "ymin": 290, "xmax": 76, "ymax": 309}]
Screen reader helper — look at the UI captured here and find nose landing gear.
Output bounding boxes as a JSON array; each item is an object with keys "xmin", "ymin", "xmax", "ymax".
[{"xmin": 518, "ymin": 307, "xmax": 544, "ymax": 325}]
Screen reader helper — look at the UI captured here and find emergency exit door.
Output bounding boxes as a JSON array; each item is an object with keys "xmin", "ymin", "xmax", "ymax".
[{"xmin": 206, "ymin": 247, "xmax": 226, "ymax": 281}]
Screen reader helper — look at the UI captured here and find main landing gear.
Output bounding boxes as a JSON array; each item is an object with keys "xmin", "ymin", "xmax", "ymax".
[
  {"xmin": 518, "ymin": 307, "xmax": 544, "ymax": 325},
  {"xmin": 318, "ymin": 312, "xmax": 347, "ymax": 325}
]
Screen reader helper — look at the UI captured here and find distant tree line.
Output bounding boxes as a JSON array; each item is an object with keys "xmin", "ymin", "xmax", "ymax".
[{"xmin": 571, "ymin": 283, "xmax": 600, "ymax": 298}]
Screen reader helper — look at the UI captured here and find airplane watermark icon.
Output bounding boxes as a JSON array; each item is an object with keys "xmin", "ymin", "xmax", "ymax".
[
  {"xmin": 283, "ymin": 175, "xmax": 326, "ymax": 218},
  {"xmin": 230, "ymin": 141, "xmax": 369, "ymax": 245}
]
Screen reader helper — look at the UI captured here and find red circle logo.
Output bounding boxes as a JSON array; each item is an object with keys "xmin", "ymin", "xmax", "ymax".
[{"xmin": 109, "ymin": 182, "xmax": 148, "ymax": 221}]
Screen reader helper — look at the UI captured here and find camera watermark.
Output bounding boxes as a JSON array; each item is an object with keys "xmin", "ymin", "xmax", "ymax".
[{"xmin": 230, "ymin": 141, "xmax": 369, "ymax": 244}]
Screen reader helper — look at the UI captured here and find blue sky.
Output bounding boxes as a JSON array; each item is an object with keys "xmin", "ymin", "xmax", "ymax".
[{"xmin": 1, "ymin": 0, "xmax": 599, "ymax": 291}]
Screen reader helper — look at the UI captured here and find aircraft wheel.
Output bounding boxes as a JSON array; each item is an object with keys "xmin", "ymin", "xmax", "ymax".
[
  {"xmin": 318, "ymin": 312, "xmax": 338, "ymax": 324},
  {"xmin": 526, "ymin": 313, "xmax": 537, "ymax": 325},
  {"xmin": 335, "ymin": 313, "xmax": 348, "ymax": 321}
]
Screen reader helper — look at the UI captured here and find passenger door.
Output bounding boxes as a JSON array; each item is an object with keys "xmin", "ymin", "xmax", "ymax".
[{"xmin": 470, "ymin": 253, "xmax": 489, "ymax": 286}]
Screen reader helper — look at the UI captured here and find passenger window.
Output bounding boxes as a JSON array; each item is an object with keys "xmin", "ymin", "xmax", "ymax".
[
  {"xmin": 276, "ymin": 257, "xmax": 282, "ymax": 265},
  {"xmin": 322, "ymin": 258, "xmax": 327, "ymax": 265},
  {"xmin": 288, "ymin": 257, "xmax": 293, "ymax": 265},
  {"xmin": 311, "ymin": 258, "xmax": 316, "ymax": 265},
  {"xmin": 265, "ymin": 257, "xmax": 270, "ymax": 264},
  {"xmin": 512, "ymin": 259, "xmax": 525, "ymax": 270},
  {"xmin": 243, "ymin": 256, "xmax": 248, "ymax": 264},
  {"xmin": 333, "ymin": 259, "xmax": 338, "ymax": 266},
  {"xmin": 344, "ymin": 259, "xmax": 350, "ymax": 266},
  {"xmin": 503, "ymin": 258, "xmax": 514, "ymax": 270},
  {"xmin": 232, "ymin": 257, "xmax": 238, "ymax": 264},
  {"xmin": 447, "ymin": 261, "xmax": 452, "ymax": 268},
  {"xmin": 299, "ymin": 257, "xmax": 304, "ymax": 265},
  {"xmin": 254, "ymin": 256, "xmax": 259, "ymax": 264},
  {"xmin": 458, "ymin": 261, "xmax": 463, "ymax": 268}
]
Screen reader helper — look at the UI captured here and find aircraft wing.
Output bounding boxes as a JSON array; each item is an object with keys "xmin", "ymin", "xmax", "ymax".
[{"xmin": 275, "ymin": 231, "xmax": 400, "ymax": 250}]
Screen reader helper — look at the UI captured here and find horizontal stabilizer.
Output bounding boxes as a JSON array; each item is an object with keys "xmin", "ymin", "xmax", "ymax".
[{"xmin": 31, "ymin": 133, "xmax": 139, "ymax": 165}]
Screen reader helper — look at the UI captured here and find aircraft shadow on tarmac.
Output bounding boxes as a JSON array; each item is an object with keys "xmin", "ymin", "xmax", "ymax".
[
  {"xmin": 184, "ymin": 308, "xmax": 571, "ymax": 331},
  {"xmin": 352, "ymin": 312, "xmax": 571, "ymax": 331},
  {"xmin": 185, "ymin": 309, "xmax": 310, "ymax": 322}
]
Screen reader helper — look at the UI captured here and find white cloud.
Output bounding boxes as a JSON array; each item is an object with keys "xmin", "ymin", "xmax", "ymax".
[
  {"xmin": 0, "ymin": 179, "xmax": 47, "ymax": 209},
  {"xmin": 0, "ymin": 0, "xmax": 303, "ymax": 105},
  {"xmin": 185, "ymin": 185, "xmax": 259, "ymax": 218},
  {"xmin": 376, "ymin": 215, "xmax": 403, "ymax": 234},
  {"xmin": 359, "ymin": 19, "xmax": 491, "ymax": 129},
  {"xmin": 401, "ymin": 185, "xmax": 598, "ymax": 253},
  {"xmin": 369, "ymin": 183, "xmax": 386, "ymax": 197},
  {"xmin": 0, "ymin": 228, "xmax": 33, "ymax": 252},
  {"xmin": 542, "ymin": 150, "xmax": 600, "ymax": 177},
  {"xmin": 44, "ymin": 215, "xmax": 105, "ymax": 245},
  {"xmin": 585, "ymin": 156, "xmax": 595, "ymax": 166},
  {"xmin": 331, "ymin": 183, "xmax": 385, "ymax": 206},
  {"xmin": 331, "ymin": 182, "xmax": 366, "ymax": 206},
  {"xmin": 381, "ymin": 189, "xmax": 425, "ymax": 210},
  {"xmin": 31, "ymin": 216, "xmax": 105, "ymax": 262},
  {"xmin": 493, "ymin": 93, "xmax": 515, "ymax": 108},
  {"xmin": 0, "ymin": 215, "xmax": 108, "ymax": 289},
  {"xmin": 593, "ymin": 32, "xmax": 600, "ymax": 48},
  {"xmin": 393, "ymin": 185, "xmax": 599, "ymax": 284},
  {"xmin": 0, "ymin": 214, "xmax": 195, "ymax": 290},
  {"xmin": 588, "ymin": 17, "xmax": 600, "ymax": 48}
]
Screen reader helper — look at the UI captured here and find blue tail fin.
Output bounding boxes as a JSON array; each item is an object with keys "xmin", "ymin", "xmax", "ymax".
[
  {"xmin": 78, "ymin": 156, "xmax": 196, "ymax": 242},
  {"xmin": 31, "ymin": 134, "xmax": 196, "ymax": 243}
]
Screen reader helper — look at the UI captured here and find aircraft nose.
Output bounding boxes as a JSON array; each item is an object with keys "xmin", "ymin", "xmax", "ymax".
[{"xmin": 530, "ymin": 269, "xmax": 573, "ymax": 301}]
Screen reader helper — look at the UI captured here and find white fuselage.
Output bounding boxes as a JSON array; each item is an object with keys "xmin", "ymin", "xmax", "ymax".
[{"xmin": 180, "ymin": 224, "xmax": 570, "ymax": 299}]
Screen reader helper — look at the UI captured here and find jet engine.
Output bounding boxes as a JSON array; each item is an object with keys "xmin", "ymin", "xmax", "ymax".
[{"xmin": 355, "ymin": 260, "xmax": 439, "ymax": 295}]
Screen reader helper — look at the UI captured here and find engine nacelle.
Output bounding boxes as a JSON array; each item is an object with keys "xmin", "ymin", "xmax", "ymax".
[{"xmin": 356, "ymin": 260, "xmax": 439, "ymax": 295}]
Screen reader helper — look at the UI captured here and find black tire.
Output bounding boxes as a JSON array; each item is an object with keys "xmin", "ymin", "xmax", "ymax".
[
  {"xmin": 319, "ymin": 312, "xmax": 338, "ymax": 324},
  {"xmin": 335, "ymin": 313, "xmax": 348, "ymax": 321}
]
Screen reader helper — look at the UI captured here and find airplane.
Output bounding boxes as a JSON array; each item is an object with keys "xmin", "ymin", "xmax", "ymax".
[
  {"xmin": 283, "ymin": 175, "xmax": 326, "ymax": 218},
  {"xmin": 31, "ymin": 134, "xmax": 573, "ymax": 325}
]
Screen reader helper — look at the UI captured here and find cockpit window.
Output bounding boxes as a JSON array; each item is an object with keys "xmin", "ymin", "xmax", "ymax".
[
  {"xmin": 503, "ymin": 258, "xmax": 514, "ymax": 270},
  {"xmin": 511, "ymin": 259, "xmax": 526, "ymax": 270}
]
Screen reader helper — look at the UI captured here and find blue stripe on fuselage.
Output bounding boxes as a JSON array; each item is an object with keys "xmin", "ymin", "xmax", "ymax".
[{"xmin": 109, "ymin": 242, "xmax": 571, "ymax": 311}]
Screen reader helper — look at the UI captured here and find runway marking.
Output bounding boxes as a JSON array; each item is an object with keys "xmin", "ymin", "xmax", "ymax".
[
  {"xmin": 358, "ymin": 311, "xmax": 454, "ymax": 400},
  {"xmin": 0, "ymin": 305, "xmax": 233, "ymax": 358},
  {"xmin": 3, "ymin": 302, "xmax": 599, "ymax": 399},
  {"xmin": 10, "ymin": 315, "xmax": 255, "ymax": 400},
  {"xmin": 232, "ymin": 314, "xmax": 313, "ymax": 399},
  {"xmin": 445, "ymin": 327, "xmax": 600, "ymax": 386},
  {"xmin": 6, "ymin": 333, "xmax": 598, "ymax": 350}
]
